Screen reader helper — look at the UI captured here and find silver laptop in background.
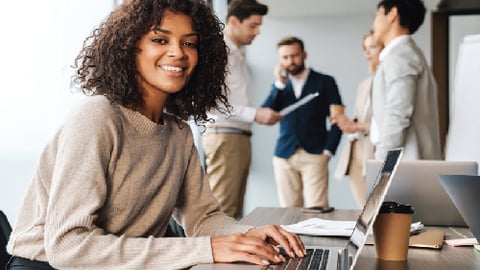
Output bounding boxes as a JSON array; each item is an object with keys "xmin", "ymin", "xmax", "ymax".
[
  {"xmin": 366, "ymin": 160, "xmax": 478, "ymax": 227},
  {"xmin": 439, "ymin": 175, "xmax": 480, "ymax": 242},
  {"xmin": 193, "ymin": 148, "xmax": 404, "ymax": 270}
]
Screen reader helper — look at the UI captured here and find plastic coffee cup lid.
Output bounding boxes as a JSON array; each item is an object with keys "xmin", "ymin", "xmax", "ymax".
[{"xmin": 379, "ymin": 201, "xmax": 415, "ymax": 214}]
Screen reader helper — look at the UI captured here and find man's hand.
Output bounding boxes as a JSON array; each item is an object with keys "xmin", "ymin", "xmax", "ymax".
[
  {"xmin": 255, "ymin": 108, "xmax": 283, "ymax": 125},
  {"xmin": 211, "ymin": 225, "xmax": 305, "ymax": 265},
  {"xmin": 274, "ymin": 63, "xmax": 288, "ymax": 84}
]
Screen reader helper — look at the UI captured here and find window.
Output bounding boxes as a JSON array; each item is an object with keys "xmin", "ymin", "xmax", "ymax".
[{"xmin": 0, "ymin": 0, "xmax": 115, "ymax": 223}]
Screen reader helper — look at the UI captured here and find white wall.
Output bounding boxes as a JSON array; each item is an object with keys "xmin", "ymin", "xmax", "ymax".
[
  {"xmin": 446, "ymin": 34, "xmax": 480, "ymax": 171},
  {"xmin": 449, "ymin": 15, "xmax": 480, "ymax": 109},
  {"xmin": 0, "ymin": 1, "xmax": 113, "ymax": 224}
]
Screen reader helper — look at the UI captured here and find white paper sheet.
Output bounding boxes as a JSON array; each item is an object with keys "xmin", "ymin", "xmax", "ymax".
[
  {"xmin": 281, "ymin": 219, "xmax": 424, "ymax": 237},
  {"xmin": 279, "ymin": 92, "xmax": 319, "ymax": 116},
  {"xmin": 281, "ymin": 217, "xmax": 355, "ymax": 237},
  {"xmin": 445, "ymin": 238, "xmax": 479, "ymax": 247}
]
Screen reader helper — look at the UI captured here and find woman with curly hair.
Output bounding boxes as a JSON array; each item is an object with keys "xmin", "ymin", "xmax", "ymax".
[{"xmin": 6, "ymin": 0, "xmax": 305, "ymax": 269}]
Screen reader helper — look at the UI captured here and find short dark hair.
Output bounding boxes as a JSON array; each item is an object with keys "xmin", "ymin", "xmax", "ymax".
[
  {"xmin": 277, "ymin": 36, "xmax": 305, "ymax": 52},
  {"xmin": 377, "ymin": 0, "xmax": 426, "ymax": 34},
  {"xmin": 227, "ymin": 0, "xmax": 268, "ymax": 22}
]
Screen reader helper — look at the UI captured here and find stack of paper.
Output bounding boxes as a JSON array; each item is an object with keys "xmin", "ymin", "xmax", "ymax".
[
  {"xmin": 281, "ymin": 218, "xmax": 356, "ymax": 237},
  {"xmin": 410, "ymin": 221, "xmax": 424, "ymax": 234},
  {"xmin": 282, "ymin": 219, "xmax": 424, "ymax": 237}
]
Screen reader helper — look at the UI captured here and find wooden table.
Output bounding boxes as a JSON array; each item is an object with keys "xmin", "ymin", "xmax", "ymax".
[{"xmin": 240, "ymin": 207, "xmax": 480, "ymax": 269}]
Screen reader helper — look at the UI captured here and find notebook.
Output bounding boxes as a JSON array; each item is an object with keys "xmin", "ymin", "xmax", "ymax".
[
  {"xmin": 365, "ymin": 229, "xmax": 445, "ymax": 249},
  {"xmin": 366, "ymin": 160, "xmax": 478, "ymax": 226},
  {"xmin": 193, "ymin": 148, "xmax": 403, "ymax": 270},
  {"xmin": 439, "ymin": 175, "xmax": 480, "ymax": 242}
]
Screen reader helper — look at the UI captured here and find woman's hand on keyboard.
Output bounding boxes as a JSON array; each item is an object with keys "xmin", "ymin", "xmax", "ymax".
[
  {"xmin": 210, "ymin": 225, "xmax": 305, "ymax": 265},
  {"xmin": 245, "ymin": 225, "xmax": 306, "ymax": 259},
  {"xmin": 211, "ymin": 233, "xmax": 284, "ymax": 265}
]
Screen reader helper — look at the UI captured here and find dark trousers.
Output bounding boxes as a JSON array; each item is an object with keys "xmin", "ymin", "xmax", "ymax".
[{"xmin": 7, "ymin": 256, "xmax": 55, "ymax": 270}]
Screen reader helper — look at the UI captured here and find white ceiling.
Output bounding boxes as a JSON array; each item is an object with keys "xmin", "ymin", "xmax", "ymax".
[{"xmin": 260, "ymin": 0, "xmax": 441, "ymax": 18}]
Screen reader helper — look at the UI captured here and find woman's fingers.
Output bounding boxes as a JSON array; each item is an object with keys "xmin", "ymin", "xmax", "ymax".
[
  {"xmin": 277, "ymin": 227, "xmax": 306, "ymax": 257},
  {"xmin": 245, "ymin": 225, "xmax": 306, "ymax": 258},
  {"xmin": 211, "ymin": 234, "xmax": 286, "ymax": 265},
  {"xmin": 211, "ymin": 225, "xmax": 307, "ymax": 266}
]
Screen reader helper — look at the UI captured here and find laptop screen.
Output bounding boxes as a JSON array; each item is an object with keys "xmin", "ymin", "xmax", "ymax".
[
  {"xmin": 346, "ymin": 148, "xmax": 403, "ymax": 269},
  {"xmin": 439, "ymin": 174, "xmax": 480, "ymax": 242},
  {"xmin": 365, "ymin": 160, "xmax": 477, "ymax": 226}
]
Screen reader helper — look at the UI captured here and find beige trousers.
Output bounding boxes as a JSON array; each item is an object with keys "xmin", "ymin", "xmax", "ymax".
[
  {"xmin": 348, "ymin": 140, "xmax": 367, "ymax": 207},
  {"xmin": 202, "ymin": 133, "xmax": 251, "ymax": 219},
  {"xmin": 273, "ymin": 148, "xmax": 330, "ymax": 208}
]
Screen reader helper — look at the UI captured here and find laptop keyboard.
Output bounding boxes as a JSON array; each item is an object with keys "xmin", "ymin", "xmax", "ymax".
[{"xmin": 264, "ymin": 248, "xmax": 329, "ymax": 270}]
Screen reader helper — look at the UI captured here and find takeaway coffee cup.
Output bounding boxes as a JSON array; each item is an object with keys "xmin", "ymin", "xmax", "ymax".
[
  {"xmin": 373, "ymin": 201, "xmax": 415, "ymax": 261},
  {"xmin": 329, "ymin": 104, "xmax": 345, "ymax": 124}
]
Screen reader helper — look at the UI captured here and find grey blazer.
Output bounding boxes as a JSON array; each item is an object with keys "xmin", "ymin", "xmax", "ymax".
[{"xmin": 371, "ymin": 36, "xmax": 442, "ymax": 160}]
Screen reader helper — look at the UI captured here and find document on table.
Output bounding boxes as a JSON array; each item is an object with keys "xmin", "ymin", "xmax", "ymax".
[
  {"xmin": 281, "ymin": 217, "xmax": 356, "ymax": 237},
  {"xmin": 282, "ymin": 219, "xmax": 424, "ymax": 237},
  {"xmin": 445, "ymin": 238, "xmax": 479, "ymax": 246},
  {"xmin": 279, "ymin": 92, "xmax": 319, "ymax": 116}
]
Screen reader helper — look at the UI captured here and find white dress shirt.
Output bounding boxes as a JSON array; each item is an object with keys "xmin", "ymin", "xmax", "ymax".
[
  {"xmin": 274, "ymin": 68, "xmax": 310, "ymax": 99},
  {"xmin": 206, "ymin": 36, "xmax": 256, "ymax": 132},
  {"xmin": 370, "ymin": 35, "xmax": 409, "ymax": 145}
]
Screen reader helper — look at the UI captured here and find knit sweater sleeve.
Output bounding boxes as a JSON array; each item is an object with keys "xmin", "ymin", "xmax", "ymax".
[
  {"xmin": 39, "ymin": 99, "xmax": 246, "ymax": 269},
  {"xmin": 171, "ymin": 142, "xmax": 254, "ymax": 237}
]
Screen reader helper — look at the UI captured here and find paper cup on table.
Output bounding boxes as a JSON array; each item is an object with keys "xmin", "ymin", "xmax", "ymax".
[
  {"xmin": 329, "ymin": 104, "xmax": 345, "ymax": 123},
  {"xmin": 373, "ymin": 201, "xmax": 415, "ymax": 261}
]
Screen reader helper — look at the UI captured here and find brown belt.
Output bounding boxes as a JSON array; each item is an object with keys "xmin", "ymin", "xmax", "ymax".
[{"xmin": 205, "ymin": 127, "xmax": 252, "ymax": 137}]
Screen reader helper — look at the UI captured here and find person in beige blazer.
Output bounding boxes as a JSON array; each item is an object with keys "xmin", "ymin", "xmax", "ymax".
[
  {"xmin": 369, "ymin": 0, "xmax": 442, "ymax": 161},
  {"xmin": 334, "ymin": 31, "xmax": 382, "ymax": 207}
]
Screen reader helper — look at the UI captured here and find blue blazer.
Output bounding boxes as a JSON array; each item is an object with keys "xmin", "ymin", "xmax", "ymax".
[{"xmin": 262, "ymin": 69, "xmax": 343, "ymax": 158}]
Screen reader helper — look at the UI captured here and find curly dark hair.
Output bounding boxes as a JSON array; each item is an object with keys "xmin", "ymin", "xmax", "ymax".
[{"xmin": 72, "ymin": 0, "xmax": 229, "ymax": 124}]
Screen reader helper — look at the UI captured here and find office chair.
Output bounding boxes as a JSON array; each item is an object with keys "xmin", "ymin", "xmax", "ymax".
[
  {"xmin": 165, "ymin": 217, "xmax": 185, "ymax": 237},
  {"xmin": 0, "ymin": 210, "xmax": 12, "ymax": 268}
]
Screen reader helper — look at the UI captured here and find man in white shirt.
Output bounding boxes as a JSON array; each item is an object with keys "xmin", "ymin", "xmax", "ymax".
[
  {"xmin": 202, "ymin": 0, "xmax": 282, "ymax": 219},
  {"xmin": 370, "ymin": 0, "xmax": 442, "ymax": 160}
]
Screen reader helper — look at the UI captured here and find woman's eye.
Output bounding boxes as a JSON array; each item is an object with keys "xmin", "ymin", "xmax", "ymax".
[
  {"xmin": 184, "ymin": 42, "xmax": 197, "ymax": 49},
  {"xmin": 152, "ymin": 38, "xmax": 167, "ymax": 44}
]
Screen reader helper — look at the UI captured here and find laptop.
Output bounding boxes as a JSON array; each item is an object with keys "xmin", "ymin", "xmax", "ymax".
[
  {"xmin": 366, "ymin": 160, "xmax": 478, "ymax": 226},
  {"xmin": 193, "ymin": 148, "xmax": 403, "ymax": 270},
  {"xmin": 439, "ymin": 175, "xmax": 480, "ymax": 242}
]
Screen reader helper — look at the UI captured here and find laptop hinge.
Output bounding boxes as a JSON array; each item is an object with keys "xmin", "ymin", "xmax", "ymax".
[{"xmin": 337, "ymin": 248, "xmax": 350, "ymax": 270}]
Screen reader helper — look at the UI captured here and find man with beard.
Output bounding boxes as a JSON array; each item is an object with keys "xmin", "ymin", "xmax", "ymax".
[{"xmin": 261, "ymin": 36, "xmax": 343, "ymax": 208}]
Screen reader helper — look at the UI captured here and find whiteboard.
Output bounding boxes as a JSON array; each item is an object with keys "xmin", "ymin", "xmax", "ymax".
[{"xmin": 445, "ymin": 34, "xmax": 480, "ymax": 173}]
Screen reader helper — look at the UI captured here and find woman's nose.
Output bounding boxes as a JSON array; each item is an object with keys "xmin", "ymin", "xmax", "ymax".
[{"xmin": 167, "ymin": 43, "xmax": 185, "ymax": 58}]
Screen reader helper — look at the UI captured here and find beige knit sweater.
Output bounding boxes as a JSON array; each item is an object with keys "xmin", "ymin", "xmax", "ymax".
[{"xmin": 7, "ymin": 96, "xmax": 252, "ymax": 269}]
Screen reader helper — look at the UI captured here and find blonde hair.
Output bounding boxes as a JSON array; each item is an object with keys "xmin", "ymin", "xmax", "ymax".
[{"xmin": 362, "ymin": 30, "xmax": 383, "ymax": 74}]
